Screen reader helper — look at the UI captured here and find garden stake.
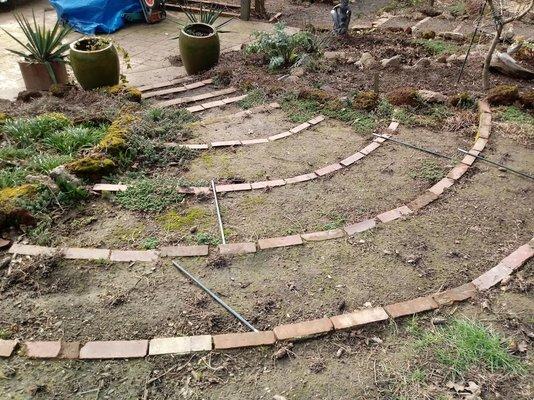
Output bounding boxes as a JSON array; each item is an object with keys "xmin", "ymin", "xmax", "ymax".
[
  {"xmin": 457, "ymin": 2, "xmax": 486, "ymax": 84},
  {"xmin": 458, "ymin": 148, "xmax": 534, "ymax": 180},
  {"xmin": 172, "ymin": 260, "xmax": 258, "ymax": 332},
  {"xmin": 211, "ymin": 179, "xmax": 226, "ymax": 244},
  {"xmin": 373, "ymin": 134, "xmax": 455, "ymax": 160}
]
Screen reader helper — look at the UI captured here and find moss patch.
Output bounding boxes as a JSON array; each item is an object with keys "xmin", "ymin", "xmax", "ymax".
[
  {"xmin": 386, "ymin": 87, "xmax": 420, "ymax": 107},
  {"xmin": 66, "ymin": 155, "xmax": 116, "ymax": 179},
  {"xmin": 96, "ymin": 113, "xmax": 137, "ymax": 154},
  {"xmin": 486, "ymin": 85, "xmax": 519, "ymax": 106},
  {"xmin": 105, "ymin": 84, "xmax": 142, "ymax": 103},
  {"xmin": 158, "ymin": 207, "xmax": 210, "ymax": 232}
]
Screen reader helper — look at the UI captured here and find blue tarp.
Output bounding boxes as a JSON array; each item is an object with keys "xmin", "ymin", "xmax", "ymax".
[{"xmin": 50, "ymin": 0, "xmax": 142, "ymax": 34}]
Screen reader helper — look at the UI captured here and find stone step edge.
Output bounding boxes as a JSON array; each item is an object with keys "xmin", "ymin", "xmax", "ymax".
[
  {"xmin": 142, "ymin": 79, "xmax": 213, "ymax": 99},
  {"xmin": 157, "ymin": 87, "xmax": 238, "ymax": 108},
  {"xmin": 2, "ymin": 237, "xmax": 531, "ymax": 359},
  {"xmin": 185, "ymin": 94, "xmax": 248, "ymax": 113}
]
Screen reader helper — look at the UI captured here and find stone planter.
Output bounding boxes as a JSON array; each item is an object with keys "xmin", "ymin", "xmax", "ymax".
[
  {"xmin": 18, "ymin": 61, "xmax": 68, "ymax": 91},
  {"xmin": 179, "ymin": 23, "xmax": 220, "ymax": 75}
]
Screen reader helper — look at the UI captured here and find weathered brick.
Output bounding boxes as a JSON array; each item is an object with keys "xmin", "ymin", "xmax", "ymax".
[
  {"xmin": 285, "ymin": 173, "xmax": 317, "ymax": 184},
  {"xmin": 177, "ymin": 186, "xmax": 197, "ymax": 194},
  {"xmin": 186, "ymin": 105, "xmax": 204, "ymax": 113},
  {"xmin": 257, "ymin": 235, "xmax": 303, "ymax": 250},
  {"xmin": 203, "ymin": 100, "xmax": 226, "ymax": 109},
  {"xmin": 384, "ymin": 296, "xmax": 439, "ymax": 318},
  {"xmin": 213, "ymin": 331, "xmax": 275, "ymax": 349},
  {"xmin": 216, "ymin": 183, "xmax": 252, "ymax": 192},
  {"xmin": 240, "ymin": 138, "xmax": 269, "ymax": 145},
  {"xmin": 63, "ymin": 247, "xmax": 110, "ymax": 260},
  {"xmin": 251, "ymin": 180, "xmax": 286, "ymax": 189},
  {"xmin": 25, "ymin": 341, "xmax": 62, "ymax": 358},
  {"xmin": 478, "ymin": 100, "xmax": 491, "ymax": 114},
  {"xmin": 344, "ymin": 219, "xmax": 376, "ymax": 235},
  {"xmin": 472, "ymin": 263, "xmax": 513, "ymax": 291},
  {"xmin": 499, "ymin": 244, "xmax": 534, "ymax": 271},
  {"xmin": 0, "ymin": 340, "xmax": 18, "ymax": 357},
  {"xmin": 308, "ymin": 115, "xmax": 325, "ymax": 125},
  {"xmin": 184, "ymin": 81, "xmax": 207, "ymax": 90},
  {"xmin": 193, "ymin": 187, "xmax": 211, "ymax": 196},
  {"xmin": 360, "ymin": 141, "xmax": 381, "ymax": 155},
  {"xmin": 268, "ymin": 131, "xmax": 292, "ymax": 141},
  {"xmin": 149, "ymin": 335, "xmax": 212, "ymax": 355},
  {"xmin": 211, "ymin": 140, "xmax": 241, "ymax": 147},
  {"xmin": 274, "ymin": 318, "xmax": 333, "ymax": 340},
  {"xmin": 432, "ymin": 283, "xmax": 477, "ymax": 306},
  {"xmin": 315, "ymin": 163, "xmax": 343, "ymax": 176},
  {"xmin": 223, "ymin": 94, "xmax": 247, "ymax": 104},
  {"xmin": 388, "ymin": 121, "xmax": 399, "ymax": 131},
  {"xmin": 340, "ymin": 152, "xmax": 365, "ymax": 167},
  {"xmin": 93, "ymin": 183, "xmax": 128, "ymax": 192},
  {"xmin": 110, "ymin": 250, "xmax": 159, "ymax": 262},
  {"xmin": 377, "ymin": 208, "xmax": 403, "ymax": 223},
  {"xmin": 429, "ymin": 178, "xmax": 455, "ymax": 195},
  {"xmin": 218, "ymin": 242, "xmax": 257, "ymax": 255},
  {"xmin": 447, "ymin": 164, "xmax": 470, "ymax": 180},
  {"xmin": 301, "ymin": 229, "xmax": 345, "ymax": 242},
  {"xmin": 472, "ymin": 138, "xmax": 488, "ymax": 152},
  {"xmin": 406, "ymin": 190, "xmax": 439, "ymax": 211},
  {"xmin": 79, "ymin": 340, "xmax": 148, "ymax": 359},
  {"xmin": 159, "ymin": 245, "xmax": 209, "ymax": 257},
  {"xmin": 8, "ymin": 244, "xmax": 56, "ymax": 256},
  {"xmin": 330, "ymin": 307, "xmax": 389, "ymax": 330},
  {"xmin": 290, "ymin": 122, "xmax": 311, "ymax": 133},
  {"xmin": 181, "ymin": 143, "xmax": 209, "ymax": 150}
]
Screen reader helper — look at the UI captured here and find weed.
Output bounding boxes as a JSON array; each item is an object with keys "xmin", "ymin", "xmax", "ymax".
[
  {"xmin": 413, "ymin": 39, "xmax": 458, "ymax": 56},
  {"xmin": 194, "ymin": 232, "xmax": 220, "ymax": 245},
  {"xmin": 500, "ymin": 106, "xmax": 534, "ymax": 126},
  {"xmin": 448, "ymin": 0, "xmax": 467, "ymax": 16},
  {"xmin": 115, "ymin": 179, "xmax": 184, "ymax": 212},
  {"xmin": 142, "ymin": 237, "xmax": 159, "ymax": 250},
  {"xmin": 27, "ymin": 218, "xmax": 54, "ymax": 246},
  {"xmin": 238, "ymin": 88, "xmax": 267, "ymax": 109},
  {"xmin": 27, "ymin": 154, "xmax": 73, "ymax": 173},
  {"xmin": 409, "ymin": 159, "xmax": 445, "ymax": 183},
  {"xmin": 43, "ymin": 125, "xmax": 106, "ymax": 155},
  {"xmin": 134, "ymin": 108, "xmax": 197, "ymax": 141},
  {"xmin": 2, "ymin": 113, "xmax": 72, "ymax": 147},
  {"xmin": 158, "ymin": 207, "xmax": 210, "ymax": 232},
  {"xmin": 322, "ymin": 211, "xmax": 346, "ymax": 230},
  {"xmin": 0, "ymin": 167, "xmax": 26, "ymax": 189}
]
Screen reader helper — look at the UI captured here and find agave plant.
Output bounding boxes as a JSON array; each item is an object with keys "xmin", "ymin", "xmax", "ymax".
[
  {"xmin": 178, "ymin": 2, "xmax": 233, "ymax": 31},
  {"xmin": 2, "ymin": 11, "xmax": 72, "ymax": 83}
]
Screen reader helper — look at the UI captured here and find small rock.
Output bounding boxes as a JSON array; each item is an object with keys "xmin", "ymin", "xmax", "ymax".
[
  {"xmin": 0, "ymin": 238, "xmax": 10, "ymax": 249},
  {"xmin": 26, "ymin": 174, "xmax": 59, "ymax": 192},
  {"xmin": 446, "ymin": 54, "xmax": 465, "ymax": 65},
  {"xmin": 411, "ymin": 11, "xmax": 425, "ymax": 20},
  {"xmin": 431, "ymin": 316, "xmax": 447, "ymax": 325},
  {"xmin": 436, "ymin": 54, "xmax": 448, "ymax": 63},
  {"xmin": 50, "ymin": 165, "xmax": 81, "ymax": 186},
  {"xmin": 413, "ymin": 57, "xmax": 431, "ymax": 69},
  {"xmin": 324, "ymin": 51, "xmax": 346, "ymax": 60},
  {"xmin": 336, "ymin": 348, "xmax": 344, "ymax": 358},
  {"xmin": 437, "ymin": 31, "xmax": 466, "ymax": 42},
  {"xmin": 381, "ymin": 55, "xmax": 402, "ymax": 68},
  {"xmin": 291, "ymin": 67, "xmax": 305, "ymax": 77},
  {"xmin": 440, "ymin": 10, "xmax": 455, "ymax": 20},
  {"xmin": 417, "ymin": 89, "xmax": 448, "ymax": 103},
  {"xmin": 359, "ymin": 52, "xmax": 378, "ymax": 69}
]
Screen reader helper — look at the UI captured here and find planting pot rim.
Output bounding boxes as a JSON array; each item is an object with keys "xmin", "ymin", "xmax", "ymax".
[
  {"xmin": 70, "ymin": 37, "xmax": 114, "ymax": 54},
  {"xmin": 181, "ymin": 22, "xmax": 217, "ymax": 39},
  {"xmin": 18, "ymin": 59, "xmax": 64, "ymax": 66}
]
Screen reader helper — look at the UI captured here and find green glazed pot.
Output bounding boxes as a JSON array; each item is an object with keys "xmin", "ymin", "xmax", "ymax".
[
  {"xmin": 179, "ymin": 23, "xmax": 220, "ymax": 75},
  {"xmin": 69, "ymin": 37, "xmax": 120, "ymax": 90}
]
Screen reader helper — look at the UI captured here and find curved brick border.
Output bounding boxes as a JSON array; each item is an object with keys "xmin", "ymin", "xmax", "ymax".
[
  {"xmin": 7, "ymin": 101, "xmax": 492, "ymax": 261},
  {"xmin": 1, "ymin": 236, "xmax": 532, "ymax": 359},
  {"xmin": 91, "ymin": 118, "xmax": 388, "ymax": 195}
]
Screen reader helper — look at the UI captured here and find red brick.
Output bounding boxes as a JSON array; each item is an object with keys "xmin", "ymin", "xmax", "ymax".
[
  {"xmin": 285, "ymin": 173, "xmax": 317, "ymax": 184},
  {"xmin": 149, "ymin": 335, "xmax": 212, "ymax": 355},
  {"xmin": 213, "ymin": 331, "xmax": 276, "ymax": 349},
  {"xmin": 432, "ymin": 283, "xmax": 477, "ymax": 306},
  {"xmin": 472, "ymin": 263, "xmax": 513, "ymax": 291},
  {"xmin": 499, "ymin": 244, "xmax": 534, "ymax": 271},
  {"xmin": 308, "ymin": 115, "xmax": 325, "ymax": 125},
  {"xmin": 159, "ymin": 245, "xmax": 209, "ymax": 257},
  {"xmin": 478, "ymin": 118, "xmax": 491, "ymax": 139},
  {"xmin": 344, "ymin": 219, "xmax": 376, "ymax": 235},
  {"xmin": 218, "ymin": 242, "xmax": 256, "ymax": 255},
  {"xmin": 268, "ymin": 131, "xmax": 292, "ymax": 141},
  {"xmin": 59, "ymin": 341, "xmax": 81, "ymax": 359},
  {"xmin": 360, "ymin": 141, "xmax": 381, "ymax": 155},
  {"xmin": 181, "ymin": 143, "xmax": 209, "ymax": 150},
  {"xmin": 211, "ymin": 140, "xmax": 241, "ymax": 147},
  {"xmin": 257, "ymin": 235, "xmax": 303, "ymax": 250},
  {"xmin": 429, "ymin": 178, "xmax": 455, "ymax": 195},
  {"xmin": 301, "ymin": 229, "xmax": 345, "ymax": 242},
  {"xmin": 330, "ymin": 307, "xmax": 389, "ymax": 330},
  {"xmin": 373, "ymin": 135, "xmax": 389, "ymax": 143},
  {"xmin": 251, "ymin": 180, "xmax": 285, "ymax": 189},
  {"xmin": 290, "ymin": 122, "xmax": 311, "ymax": 133},
  {"xmin": 241, "ymin": 138, "xmax": 269, "ymax": 145},
  {"xmin": 63, "ymin": 247, "xmax": 110, "ymax": 260},
  {"xmin": 25, "ymin": 341, "xmax": 62, "ymax": 358},
  {"xmin": 384, "ymin": 296, "xmax": 439, "ymax": 318},
  {"xmin": 447, "ymin": 164, "xmax": 470, "ymax": 180},
  {"xmin": 406, "ymin": 190, "xmax": 439, "ymax": 211},
  {"xmin": 340, "ymin": 152, "xmax": 365, "ymax": 167},
  {"xmin": 216, "ymin": 183, "xmax": 252, "ymax": 192},
  {"xmin": 0, "ymin": 340, "xmax": 18, "ymax": 357},
  {"xmin": 274, "ymin": 318, "xmax": 333, "ymax": 340},
  {"xmin": 110, "ymin": 250, "xmax": 158, "ymax": 262},
  {"xmin": 315, "ymin": 163, "xmax": 343, "ymax": 176},
  {"xmin": 8, "ymin": 244, "xmax": 56, "ymax": 256},
  {"xmin": 79, "ymin": 340, "xmax": 148, "ymax": 359}
]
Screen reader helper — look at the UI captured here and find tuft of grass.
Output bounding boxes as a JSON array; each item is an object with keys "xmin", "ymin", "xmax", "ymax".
[
  {"xmin": 409, "ymin": 159, "xmax": 445, "ymax": 183},
  {"xmin": 142, "ymin": 237, "xmax": 159, "ymax": 250},
  {"xmin": 322, "ymin": 211, "xmax": 346, "ymax": 230},
  {"xmin": 115, "ymin": 179, "xmax": 184, "ymax": 212},
  {"xmin": 238, "ymin": 88, "xmax": 267, "ymax": 109},
  {"xmin": 500, "ymin": 106, "xmax": 534, "ymax": 126},
  {"xmin": 135, "ymin": 108, "xmax": 197, "ymax": 141},
  {"xmin": 43, "ymin": 125, "xmax": 107, "ymax": 155},
  {"xmin": 413, "ymin": 39, "xmax": 458, "ymax": 56},
  {"xmin": 27, "ymin": 154, "xmax": 73, "ymax": 173},
  {"xmin": 0, "ymin": 145, "xmax": 36, "ymax": 161},
  {"xmin": 416, "ymin": 319, "xmax": 527, "ymax": 377},
  {"xmin": 0, "ymin": 167, "xmax": 27, "ymax": 189},
  {"xmin": 3, "ymin": 113, "xmax": 72, "ymax": 146},
  {"xmin": 158, "ymin": 207, "xmax": 209, "ymax": 232},
  {"xmin": 194, "ymin": 232, "xmax": 220, "ymax": 245}
]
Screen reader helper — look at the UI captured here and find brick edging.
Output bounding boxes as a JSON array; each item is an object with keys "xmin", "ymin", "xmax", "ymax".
[{"xmin": 2, "ymin": 235, "xmax": 532, "ymax": 360}]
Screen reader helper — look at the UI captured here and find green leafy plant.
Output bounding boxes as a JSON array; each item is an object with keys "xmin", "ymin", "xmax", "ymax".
[
  {"xmin": 115, "ymin": 179, "xmax": 185, "ymax": 212},
  {"xmin": 194, "ymin": 232, "xmax": 220, "ymax": 245},
  {"xmin": 2, "ymin": 11, "xmax": 72, "ymax": 82},
  {"xmin": 175, "ymin": 2, "xmax": 234, "ymax": 34}
]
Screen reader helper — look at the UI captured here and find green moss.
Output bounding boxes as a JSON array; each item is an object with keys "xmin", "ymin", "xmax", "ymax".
[
  {"xmin": 352, "ymin": 91, "xmax": 379, "ymax": 111},
  {"xmin": 158, "ymin": 207, "xmax": 209, "ymax": 232},
  {"xmin": 0, "ymin": 184, "xmax": 38, "ymax": 229},
  {"xmin": 0, "ymin": 184, "xmax": 37, "ymax": 203},
  {"xmin": 486, "ymin": 85, "xmax": 519, "ymax": 106},
  {"xmin": 105, "ymin": 84, "xmax": 142, "ymax": 102},
  {"xmin": 66, "ymin": 155, "xmax": 116, "ymax": 178},
  {"xmin": 449, "ymin": 92, "xmax": 474, "ymax": 109},
  {"xmin": 97, "ymin": 113, "xmax": 137, "ymax": 153},
  {"xmin": 386, "ymin": 87, "xmax": 420, "ymax": 106}
]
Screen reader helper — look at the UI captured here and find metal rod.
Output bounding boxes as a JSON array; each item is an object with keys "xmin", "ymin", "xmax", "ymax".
[
  {"xmin": 457, "ymin": 2, "xmax": 486, "ymax": 84},
  {"xmin": 457, "ymin": 148, "xmax": 534, "ymax": 180},
  {"xmin": 211, "ymin": 179, "xmax": 226, "ymax": 244},
  {"xmin": 172, "ymin": 260, "xmax": 258, "ymax": 332},
  {"xmin": 373, "ymin": 134, "xmax": 454, "ymax": 160}
]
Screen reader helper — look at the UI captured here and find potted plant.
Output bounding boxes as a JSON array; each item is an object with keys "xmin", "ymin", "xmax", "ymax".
[
  {"xmin": 69, "ymin": 37, "xmax": 121, "ymax": 90},
  {"xmin": 3, "ymin": 12, "xmax": 71, "ymax": 91},
  {"xmin": 176, "ymin": 5, "xmax": 233, "ymax": 75}
]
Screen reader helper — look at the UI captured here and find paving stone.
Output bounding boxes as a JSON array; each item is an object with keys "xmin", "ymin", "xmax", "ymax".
[
  {"xmin": 8, "ymin": 244, "xmax": 56, "ymax": 256},
  {"xmin": 93, "ymin": 183, "xmax": 128, "ymax": 192},
  {"xmin": 80, "ymin": 340, "xmax": 149, "ymax": 359},
  {"xmin": 499, "ymin": 244, "xmax": 534, "ymax": 271},
  {"xmin": 340, "ymin": 152, "xmax": 365, "ymax": 167},
  {"xmin": 211, "ymin": 140, "xmax": 241, "ymax": 147},
  {"xmin": 149, "ymin": 335, "xmax": 212, "ymax": 355},
  {"xmin": 218, "ymin": 242, "xmax": 257, "ymax": 255},
  {"xmin": 251, "ymin": 180, "xmax": 286, "ymax": 189},
  {"xmin": 429, "ymin": 177, "xmax": 455, "ymax": 195},
  {"xmin": 59, "ymin": 342, "xmax": 81, "ymax": 359},
  {"xmin": 215, "ymin": 183, "xmax": 252, "ymax": 192},
  {"xmin": 63, "ymin": 247, "xmax": 111, "ymax": 260},
  {"xmin": 186, "ymin": 105, "xmax": 204, "ymax": 113},
  {"xmin": 159, "ymin": 245, "xmax": 209, "ymax": 257},
  {"xmin": 308, "ymin": 115, "xmax": 325, "ymax": 125},
  {"xmin": 472, "ymin": 138, "xmax": 488, "ymax": 152},
  {"xmin": 301, "ymin": 229, "xmax": 345, "ymax": 242},
  {"xmin": 360, "ymin": 141, "xmax": 382, "ymax": 155},
  {"xmin": 241, "ymin": 138, "xmax": 269, "ymax": 145},
  {"xmin": 447, "ymin": 163, "xmax": 470, "ymax": 180},
  {"xmin": 433, "ymin": 283, "xmax": 477, "ymax": 306},
  {"xmin": 110, "ymin": 250, "xmax": 159, "ymax": 262},
  {"xmin": 315, "ymin": 163, "xmax": 343, "ymax": 176},
  {"xmin": 257, "ymin": 235, "xmax": 303, "ymax": 250},
  {"xmin": 273, "ymin": 318, "xmax": 334, "ymax": 340},
  {"xmin": 213, "ymin": 331, "xmax": 276, "ymax": 349},
  {"xmin": 285, "ymin": 173, "xmax": 317, "ymax": 184},
  {"xmin": 344, "ymin": 219, "xmax": 376, "ymax": 235},
  {"xmin": 472, "ymin": 263, "xmax": 513, "ymax": 291},
  {"xmin": 203, "ymin": 100, "xmax": 226, "ymax": 109},
  {"xmin": 407, "ymin": 190, "xmax": 440, "ymax": 212},
  {"xmin": 384, "ymin": 296, "xmax": 439, "ymax": 318},
  {"xmin": 330, "ymin": 307, "xmax": 389, "ymax": 330},
  {"xmin": 268, "ymin": 131, "xmax": 292, "ymax": 141},
  {"xmin": 223, "ymin": 94, "xmax": 247, "ymax": 104},
  {"xmin": 0, "ymin": 340, "xmax": 18, "ymax": 357},
  {"xmin": 25, "ymin": 341, "xmax": 62, "ymax": 358},
  {"xmin": 290, "ymin": 122, "xmax": 311, "ymax": 133}
]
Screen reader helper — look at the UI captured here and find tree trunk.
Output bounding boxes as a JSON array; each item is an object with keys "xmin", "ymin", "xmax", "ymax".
[
  {"xmin": 483, "ymin": 24, "xmax": 502, "ymax": 90},
  {"xmin": 254, "ymin": 0, "xmax": 267, "ymax": 18}
]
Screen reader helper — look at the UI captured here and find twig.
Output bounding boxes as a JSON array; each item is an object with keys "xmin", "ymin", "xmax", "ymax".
[{"xmin": 146, "ymin": 356, "xmax": 194, "ymax": 385}]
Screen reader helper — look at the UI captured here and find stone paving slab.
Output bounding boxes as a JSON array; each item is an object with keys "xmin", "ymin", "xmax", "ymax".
[
  {"xmin": 257, "ymin": 235, "xmax": 303, "ymax": 250},
  {"xmin": 213, "ymin": 331, "xmax": 276, "ymax": 349},
  {"xmin": 159, "ymin": 245, "xmax": 209, "ymax": 257},
  {"xmin": 432, "ymin": 283, "xmax": 477, "ymax": 306},
  {"xmin": 273, "ymin": 318, "xmax": 334, "ymax": 340},
  {"xmin": 24, "ymin": 341, "xmax": 62, "ymax": 359},
  {"xmin": 301, "ymin": 229, "xmax": 345, "ymax": 242},
  {"xmin": 110, "ymin": 250, "xmax": 159, "ymax": 262},
  {"xmin": 385, "ymin": 296, "xmax": 439, "ymax": 318},
  {"xmin": 344, "ymin": 219, "xmax": 376, "ymax": 235},
  {"xmin": 149, "ymin": 335, "xmax": 212, "ymax": 355},
  {"xmin": 0, "ymin": 340, "xmax": 18, "ymax": 357},
  {"xmin": 218, "ymin": 242, "xmax": 257, "ymax": 255},
  {"xmin": 80, "ymin": 340, "xmax": 149, "ymax": 359},
  {"xmin": 330, "ymin": 307, "xmax": 389, "ymax": 330},
  {"xmin": 63, "ymin": 247, "xmax": 111, "ymax": 260},
  {"xmin": 472, "ymin": 263, "xmax": 513, "ymax": 291}
]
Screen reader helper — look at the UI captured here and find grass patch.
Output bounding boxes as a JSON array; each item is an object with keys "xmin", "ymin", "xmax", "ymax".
[
  {"xmin": 142, "ymin": 236, "xmax": 159, "ymax": 250},
  {"xmin": 499, "ymin": 106, "xmax": 534, "ymax": 126},
  {"xmin": 2, "ymin": 112, "xmax": 72, "ymax": 147},
  {"xmin": 194, "ymin": 232, "xmax": 220, "ymax": 245},
  {"xmin": 134, "ymin": 108, "xmax": 197, "ymax": 141},
  {"xmin": 322, "ymin": 211, "xmax": 346, "ymax": 230},
  {"xmin": 238, "ymin": 88, "xmax": 267, "ymax": 109},
  {"xmin": 158, "ymin": 207, "xmax": 210, "ymax": 232},
  {"xmin": 43, "ymin": 125, "xmax": 106, "ymax": 155},
  {"xmin": 115, "ymin": 179, "xmax": 185, "ymax": 212},
  {"xmin": 409, "ymin": 159, "xmax": 445, "ymax": 183},
  {"xmin": 413, "ymin": 39, "xmax": 458, "ymax": 56}
]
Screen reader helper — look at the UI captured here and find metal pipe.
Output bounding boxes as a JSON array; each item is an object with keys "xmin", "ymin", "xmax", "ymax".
[
  {"xmin": 373, "ymin": 133, "xmax": 455, "ymax": 160},
  {"xmin": 457, "ymin": 148, "xmax": 534, "ymax": 180},
  {"xmin": 211, "ymin": 179, "xmax": 226, "ymax": 244},
  {"xmin": 172, "ymin": 260, "xmax": 258, "ymax": 332}
]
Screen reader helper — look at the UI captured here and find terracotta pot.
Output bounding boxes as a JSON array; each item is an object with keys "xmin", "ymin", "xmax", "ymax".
[
  {"xmin": 179, "ymin": 23, "xmax": 220, "ymax": 75},
  {"xmin": 18, "ymin": 61, "xmax": 68, "ymax": 91}
]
